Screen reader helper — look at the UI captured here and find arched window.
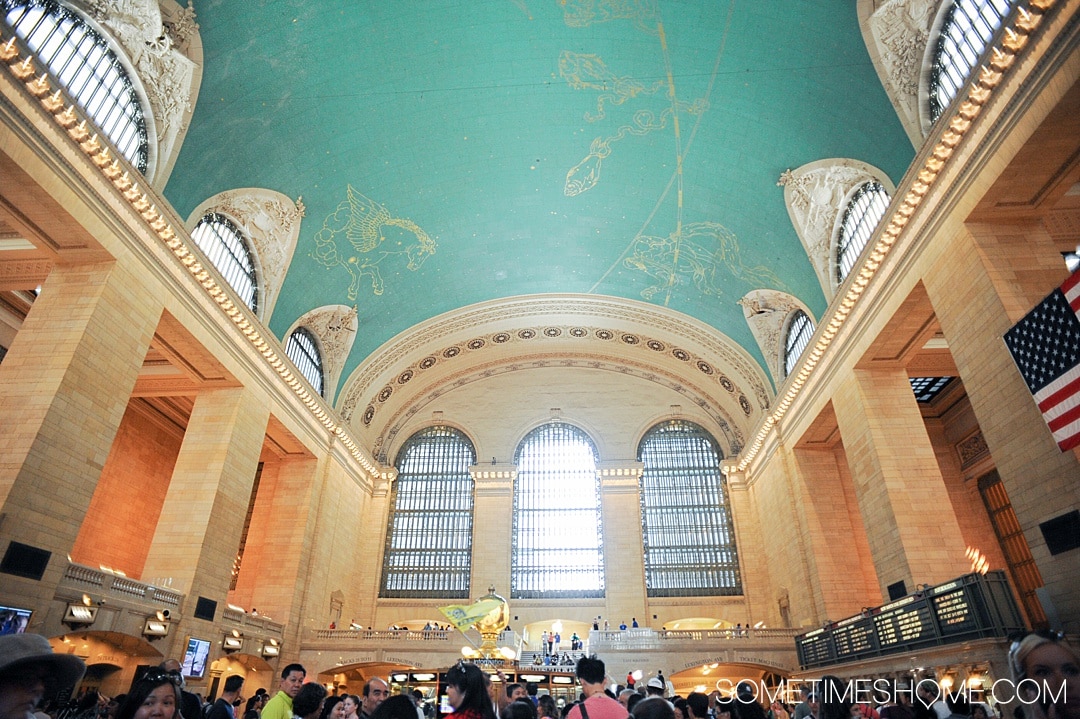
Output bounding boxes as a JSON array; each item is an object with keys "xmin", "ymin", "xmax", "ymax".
[
  {"xmin": 783, "ymin": 310, "xmax": 814, "ymax": 378},
  {"xmin": 512, "ymin": 423, "xmax": 604, "ymax": 599},
  {"xmin": 928, "ymin": 0, "xmax": 1015, "ymax": 122},
  {"xmin": 638, "ymin": 420, "xmax": 741, "ymax": 597},
  {"xmin": 2, "ymin": 0, "xmax": 149, "ymax": 172},
  {"xmin": 190, "ymin": 212, "xmax": 259, "ymax": 313},
  {"xmin": 381, "ymin": 426, "xmax": 476, "ymax": 598},
  {"xmin": 284, "ymin": 327, "xmax": 324, "ymax": 397},
  {"xmin": 836, "ymin": 182, "xmax": 890, "ymax": 284}
]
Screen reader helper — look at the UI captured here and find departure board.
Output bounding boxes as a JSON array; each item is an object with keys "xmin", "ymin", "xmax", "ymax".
[
  {"xmin": 833, "ymin": 618, "xmax": 876, "ymax": 658},
  {"xmin": 797, "ymin": 630, "xmax": 834, "ymax": 667},
  {"xmin": 932, "ymin": 588, "xmax": 977, "ymax": 635},
  {"xmin": 874, "ymin": 600, "xmax": 933, "ymax": 647}
]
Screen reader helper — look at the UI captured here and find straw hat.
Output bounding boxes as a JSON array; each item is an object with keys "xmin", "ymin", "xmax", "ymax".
[{"xmin": 0, "ymin": 633, "xmax": 86, "ymax": 695}]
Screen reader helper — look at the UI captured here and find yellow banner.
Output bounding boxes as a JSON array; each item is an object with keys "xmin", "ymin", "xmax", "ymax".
[{"xmin": 438, "ymin": 598, "xmax": 503, "ymax": 631}]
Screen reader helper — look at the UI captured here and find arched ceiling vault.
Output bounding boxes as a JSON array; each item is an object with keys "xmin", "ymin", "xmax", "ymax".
[{"xmin": 162, "ymin": 2, "xmax": 915, "ymax": 394}]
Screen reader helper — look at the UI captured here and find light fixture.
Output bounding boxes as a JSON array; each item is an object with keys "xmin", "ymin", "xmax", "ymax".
[
  {"xmin": 413, "ymin": 674, "xmax": 436, "ymax": 682},
  {"xmin": 631, "ymin": 670, "xmax": 643, "ymax": 681},
  {"xmin": 261, "ymin": 639, "xmax": 280, "ymax": 658},
  {"xmin": 63, "ymin": 603, "xmax": 98, "ymax": 628},
  {"xmin": 143, "ymin": 616, "xmax": 171, "ymax": 638},
  {"xmin": 223, "ymin": 631, "xmax": 244, "ymax": 652},
  {"xmin": 499, "ymin": 647, "xmax": 517, "ymax": 660},
  {"xmin": 391, "ymin": 673, "xmax": 409, "ymax": 683},
  {"xmin": 551, "ymin": 621, "xmax": 563, "ymax": 634}
]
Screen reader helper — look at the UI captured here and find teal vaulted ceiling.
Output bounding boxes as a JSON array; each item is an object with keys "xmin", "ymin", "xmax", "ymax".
[{"xmin": 164, "ymin": 1, "xmax": 915, "ymax": 397}]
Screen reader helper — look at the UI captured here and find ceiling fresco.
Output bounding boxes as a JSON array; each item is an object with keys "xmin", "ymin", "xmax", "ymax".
[{"xmin": 163, "ymin": 1, "xmax": 915, "ymax": 395}]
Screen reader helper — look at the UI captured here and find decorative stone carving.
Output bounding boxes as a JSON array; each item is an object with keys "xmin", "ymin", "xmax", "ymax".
[
  {"xmin": 292, "ymin": 304, "xmax": 357, "ymax": 404},
  {"xmin": 779, "ymin": 160, "xmax": 888, "ymax": 299},
  {"xmin": 191, "ymin": 189, "xmax": 305, "ymax": 321},
  {"xmin": 739, "ymin": 289, "xmax": 811, "ymax": 385},
  {"xmin": 866, "ymin": 0, "xmax": 935, "ymax": 143},
  {"xmin": 77, "ymin": 0, "xmax": 200, "ymax": 187}
]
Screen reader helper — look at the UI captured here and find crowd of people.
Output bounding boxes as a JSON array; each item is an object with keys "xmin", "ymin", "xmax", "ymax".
[{"xmin": 1, "ymin": 631, "xmax": 1076, "ymax": 719}]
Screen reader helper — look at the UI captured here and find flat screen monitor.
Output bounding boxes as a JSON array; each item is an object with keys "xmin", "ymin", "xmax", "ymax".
[
  {"xmin": 0, "ymin": 605, "xmax": 32, "ymax": 635},
  {"xmin": 181, "ymin": 637, "xmax": 210, "ymax": 679}
]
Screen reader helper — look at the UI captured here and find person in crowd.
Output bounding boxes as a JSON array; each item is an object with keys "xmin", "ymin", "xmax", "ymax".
[
  {"xmin": 645, "ymin": 679, "xmax": 664, "ymax": 699},
  {"xmin": 360, "ymin": 680, "xmax": 390, "ymax": 719},
  {"xmin": 262, "ymin": 665, "xmax": 306, "ymax": 719},
  {"xmin": 0, "ymin": 634, "xmax": 86, "ymax": 719},
  {"xmin": 876, "ymin": 685, "xmax": 911, "ymax": 719},
  {"xmin": 735, "ymin": 683, "xmax": 768, "ymax": 719},
  {"xmin": 631, "ymin": 620, "xmax": 639, "ymax": 629},
  {"xmin": 156, "ymin": 663, "xmax": 199, "ymax": 719},
  {"xmin": 537, "ymin": 698, "xmax": 557, "ymax": 719},
  {"xmin": 633, "ymin": 699, "xmax": 674, "ymax": 719},
  {"xmin": 71, "ymin": 691, "xmax": 105, "ymax": 719},
  {"xmin": 673, "ymin": 699, "xmax": 688, "ymax": 719},
  {"xmin": 341, "ymin": 696, "xmax": 361, "ymax": 719},
  {"xmin": 318, "ymin": 696, "xmax": 343, "ymax": 719},
  {"xmin": 501, "ymin": 700, "xmax": 537, "ymax": 719},
  {"xmin": 686, "ymin": 693, "xmax": 709, "ymax": 719},
  {"xmin": 505, "ymin": 688, "xmax": 527, "ymax": 704},
  {"xmin": 618, "ymin": 692, "xmax": 637, "ymax": 710},
  {"xmin": 244, "ymin": 692, "xmax": 267, "ymax": 718},
  {"xmin": 564, "ymin": 657, "xmax": 624, "ymax": 719},
  {"xmin": 1008, "ymin": 631, "xmax": 1080, "ymax": 719},
  {"xmin": 970, "ymin": 707, "xmax": 990, "ymax": 719},
  {"xmin": 206, "ymin": 677, "xmax": 244, "ymax": 719},
  {"xmin": 627, "ymin": 696, "xmax": 644, "ymax": 716},
  {"xmin": 114, "ymin": 668, "xmax": 182, "ymax": 719},
  {"xmin": 107, "ymin": 695, "xmax": 127, "ymax": 719},
  {"xmin": 816, "ymin": 677, "xmax": 850, "ymax": 719},
  {"xmin": 793, "ymin": 688, "xmax": 814, "ymax": 719},
  {"xmin": 943, "ymin": 695, "xmax": 968, "ymax": 719},
  {"xmin": 291, "ymin": 684, "xmax": 326, "ymax": 719},
  {"xmin": 914, "ymin": 682, "xmax": 948, "ymax": 719},
  {"xmin": 443, "ymin": 663, "xmax": 496, "ymax": 719},
  {"xmin": 370, "ymin": 697, "xmax": 417, "ymax": 719}
]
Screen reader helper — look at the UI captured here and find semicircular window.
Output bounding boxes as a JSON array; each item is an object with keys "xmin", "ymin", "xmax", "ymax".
[
  {"xmin": 784, "ymin": 310, "xmax": 814, "ymax": 378},
  {"xmin": 928, "ymin": 0, "xmax": 1015, "ymax": 123},
  {"xmin": 512, "ymin": 422, "xmax": 604, "ymax": 599},
  {"xmin": 190, "ymin": 212, "xmax": 259, "ymax": 313},
  {"xmin": 837, "ymin": 181, "xmax": 890, "ymax": 284},
  {"xmin": 284, "ymin": 327, "xmax": 324, "ymax": 397},
  {"xmin": 639, "ymin": 419, "xmax": 741, "ymax": 597},
  {"xmin": 3, "ymin": 0, "xmax": 149, "ymax": 172}
]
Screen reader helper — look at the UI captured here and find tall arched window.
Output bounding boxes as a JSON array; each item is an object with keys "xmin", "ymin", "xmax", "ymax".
[
  {"xmin": 639, "ymin": 420, "xmax": 741, "ymax": 596},
  {"xmin": 784, "ymin": 310, "xmax": 814, "ymax": 378},
  {"xmin": 2, "ymin": 0, "xmax": 149, "ymax": 172},
  {"xmin": 928, "ymin": 0, "xmax": 1015, "ymax": 122},
  {"xmin": 284, "ymin": 327, "xmax": 324, "ymax": 397},
  {"xmin": 381, "ymin": 426, "xmax": 476, "ymax": 598},
  {"xmin": 836, "ymin": 182, "xmax": 890, "ymax": 284},
  {"xmin": 512, "ymin": 423, "xmax": 604, "ymax": 598},
  {"xmin": 190, "ymin": 212, "xmax": 259, "ymax": 313}
]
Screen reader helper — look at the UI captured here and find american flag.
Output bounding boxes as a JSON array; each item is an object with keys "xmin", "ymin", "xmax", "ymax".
[{"xmin": 1004, "ymin": 270, "xmax": 1080, "ymax": 451}]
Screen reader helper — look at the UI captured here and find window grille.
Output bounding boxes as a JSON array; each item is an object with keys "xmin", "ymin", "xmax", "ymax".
[
  {"xmin": 837, "ymin": 182, "xmax": 890, "ymax": 284},
  {"xmin": 230, "ymin": 462, "xmax": 262, "ymax": 591},
  {"xmin": 909, "ymin": 376, "xmax": 953, "ymax": 402},
  {"xmin": 285, "ymin": 327, "xmax": 324, "ymax": 397},
  {"xmin": 191, "ymin": 213, "xmax": 259, "ymax": 313},
  {"xmin": 512, "ymin": 422, "xmax": 604, "ymax": 598},
  {"xmin": 929, "ymin": 0, "xmax": 1015, "ymax": 122},
  {"xmin": 639, "ymin": 420, "xmax": 741, "ymax": 597},
  {"xmin": 380, "ymin": 426, "xmax": 475, "ymax": 598},
  {"xmin": 784, "ymin": 310, "xmax": 814, "ymax": 378},
  {"xmin": 2, "ymin": 0, "xmax": 148, "ymax": 172}
]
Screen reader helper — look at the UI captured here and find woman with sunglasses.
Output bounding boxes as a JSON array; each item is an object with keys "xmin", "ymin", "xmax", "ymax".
[
  {"xmin": 1009, "ymin": 631, "xmax": 1080, "ymax": 719},
  {"xmin": 444, "ymin": 663, "xmax": 497, "ymax": 719},
  {"xmin": 115, "ymin": 671, "xmax": 182, "ymax": 719}
]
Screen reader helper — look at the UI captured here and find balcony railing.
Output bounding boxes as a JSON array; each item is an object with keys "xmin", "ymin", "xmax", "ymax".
[{"xmin": 61, "ymin": 563, "xmax": 184, "ymax": 607}]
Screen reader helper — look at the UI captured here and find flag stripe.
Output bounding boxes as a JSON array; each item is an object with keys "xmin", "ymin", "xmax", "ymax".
[{"xmin": 1047, "ymin": 398, "xmax": 1080, "ymax": 432}]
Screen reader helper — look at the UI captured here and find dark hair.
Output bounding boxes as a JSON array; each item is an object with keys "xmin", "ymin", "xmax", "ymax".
[
  {"xmin": 319, "ymin": 695, "xmax": 344, "ymax": 719},
  {"xmin": 293, "ymin": 684, "xmax": 328, "ymax": 718},
  {"xmin": 526, "ymin": 684, "xmax": 538, "ymax": 698},
  {"xmin": 224, "ymin": 676, "xmax": 244, "ymax": 693},
  {"xmin": 506, "ymin": 684, "xmax": 524, "ymax": 699},
  {"xmin": 627, "ymin": 695, "xmax": 644, "ymax": 714},
  {"xmin": 538, "ymin": 696, "xmax": 557, "ymax": 719},
  {"xmin": 444, "ymin": 663, "xmax": 496, "ymax": 719},
  {"xmin": 575, "ymin": 656, "xmax": 606, "ymax": 685},
  {"xmin": 634, "ymin": 698, "xmax": 676, "ymax": 719},
  {"xmin": 502, "ymin": 700, "xmax": 538, "ymax": 719},
  {"xmin": 372, "ymin": 696, "xmax": 418, "ymax": 719},
  {"xmin": 282, "ymin": 664, "xmax": 307, "ymax": 680},
  {"xmin": 687, "ymin": 694, "xmax": 709, "ymax": 719},
  {"xmin": 674, "ymin": 699, "xmax": 689, "ymax": 719},
  {"xmin": 116, "ymin": 672, "xmax": 182, "ymax": 719}
]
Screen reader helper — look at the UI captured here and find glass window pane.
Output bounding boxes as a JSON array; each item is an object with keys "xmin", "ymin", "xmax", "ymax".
[
  {"xmin": 512, "ymin": 423, "xmax": 604, "ymax": 599},
  {"xmin": 929, "ymin": 0, "xmax": 1016, "ymax": 122},
  {"xmin": 381, "ymin": 426, "xmax": 476, "ymax": 599},
  {"xmin": 285, "ymin": 327, "xmax": 324, "ymax": 397},
  {"xmin": 784, "ymin": 310, "xmax": 814, "ymax": 377},
  {"xmin": 191, "ymin": 213, "xmax": 259, "ymax": 312},
  {"xmin": 837, "ymin": 182, "xmax": 890, "ymax": 283}
]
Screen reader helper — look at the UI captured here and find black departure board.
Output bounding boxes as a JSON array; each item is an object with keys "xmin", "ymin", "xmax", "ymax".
[
  {"xmin": 797, "ymin": 630, "xmax": 834, "ymax": 666},
  {"xmin": 833, "ymin": 618, "xmax": 876, "ymax": 658},
  {"xmin": 874, "ymin": 600, "xmax": 933, "ymax": 647},
  {"xmin": 932, "ymin": 588, "xmax": 977, "ymax": 635}
]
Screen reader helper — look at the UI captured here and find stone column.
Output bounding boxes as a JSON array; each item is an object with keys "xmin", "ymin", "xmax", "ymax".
[
  {"xmin": 598, "ymin": 462, "xmax": 646, "ymax": 626},
  {"xmin": 832, "ymin": 367, "xmax": 969, "ymax": 594},
  {"xmin": 470, "ymin": 465, "xmax": 515, "ymax": 597},
  {"xmin": 0, "ymin": 260, "xmax": 161, "ymax": 597},
  {"xmin": 142, "ymin": 386, "xmax": 270, "ymax": 605}
]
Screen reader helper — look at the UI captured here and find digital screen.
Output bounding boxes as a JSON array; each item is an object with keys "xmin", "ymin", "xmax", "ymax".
[
  {"xmin": 0, "ymin": 605, "xmax": 32, "ymax": 635},
  {"xmin": 182, "ymin": 637, "xmax": 210, "ymax": 678}
]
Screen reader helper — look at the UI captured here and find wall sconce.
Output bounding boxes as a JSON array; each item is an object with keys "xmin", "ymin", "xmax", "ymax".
[
  {"xmin": 63, "ymin": 603, "xmax": 98, "ymax": 628},
  {"xmin": 143, "ymin": 611, "xmax": 171, "ymax": 639},
  {"xmin": 223, "ymin": 630, "xmax": 244, "ymax": 653},
  {"xmin": 261, "ymin": 638, "xmax": 280, "ymax": 657}
]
